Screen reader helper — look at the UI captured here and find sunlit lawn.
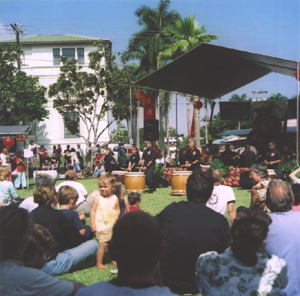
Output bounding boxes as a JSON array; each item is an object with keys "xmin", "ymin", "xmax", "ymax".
[{"xmin": 17, "ymin": 177, "xmax": 251, "ymax": 294}]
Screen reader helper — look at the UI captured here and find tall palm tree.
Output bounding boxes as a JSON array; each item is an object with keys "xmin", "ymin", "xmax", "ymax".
[
  {"xmin": 268, "ymin": 93, "xmax": 288, "ymax": 101},
  {"xmin": 158, "ymin": 15, "xmax": 217, "ymax": 143},
  {"xmin": 121, "ymin": 0, "xmax": 180, "ymax": 154}
]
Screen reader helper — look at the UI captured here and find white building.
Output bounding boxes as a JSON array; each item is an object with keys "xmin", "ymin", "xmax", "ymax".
[{"xmin": 0, "ymin": 34, "xmax": 110, "ymax": 152}]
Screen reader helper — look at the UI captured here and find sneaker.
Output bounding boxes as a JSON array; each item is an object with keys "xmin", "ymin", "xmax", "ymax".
[{"xmin": 111, "ymin": 269, "xmax": 118, "ymax": 274}]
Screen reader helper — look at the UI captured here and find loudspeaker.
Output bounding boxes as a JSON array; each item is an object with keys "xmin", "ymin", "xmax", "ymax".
[
  {"xmin": 144, "ymin": 120, "xmax": 159, "ymax": 141},
  {"xmin": 239, "ymin": 171, "xmax": 253, "ymax": 189}
]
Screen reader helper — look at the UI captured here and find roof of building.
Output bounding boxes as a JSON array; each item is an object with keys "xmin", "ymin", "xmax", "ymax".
[
  {"xmin": 0, "ymin": 34, "xmax": 109, "ymax": 45},
  {"xmin": 0, "ymin": 126, "xmax": 32, "ymax": 135}
]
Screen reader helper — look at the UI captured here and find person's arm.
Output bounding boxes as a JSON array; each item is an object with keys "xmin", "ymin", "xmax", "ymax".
[
  {"xmin": 227, "ymin": 202, "xmax": 236, "ymax": 223},
  {"xmin": 124, "ymin": 196, "xmax": 130, "ymax": 213},
  {"xmin": 289, "ymin": 167, "xmax": 300, "ymax": 183},
  {"xmin": 250, "ymin": 188, "xmax": 258, "ymax": 208},
  {"xmin": 90, "ymin": 195, "xmax": 99, "ymax": 232}
]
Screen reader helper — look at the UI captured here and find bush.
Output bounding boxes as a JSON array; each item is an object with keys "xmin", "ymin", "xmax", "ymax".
[{"xmin": 208, "ymin": 159, "xmax": 230, "ymax": 178}]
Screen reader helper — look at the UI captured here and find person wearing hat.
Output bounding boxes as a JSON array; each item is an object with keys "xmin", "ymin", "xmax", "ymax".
[
  {"xmin": 13, "ymin": 149, "xmax": 26, "ymax": 190},
  {"xmin": 55, "ymin": 170, "xmax": 89, "ymax": 214},
  {"xmin": 184, "ymin": 138, "xmax": 201, "ymax": 171}
]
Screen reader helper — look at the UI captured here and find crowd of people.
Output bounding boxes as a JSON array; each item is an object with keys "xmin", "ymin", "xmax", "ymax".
[{"xmin": 1, "ymin": 136, "xmax": 300, "ymax": 295}]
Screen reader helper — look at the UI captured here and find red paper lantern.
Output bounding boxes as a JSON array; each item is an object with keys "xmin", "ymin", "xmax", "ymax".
[
  {"xmin": 193, "ymin": 100, "xmax": 203, "ymax": 109},
  {"xmin": 295, "ymin": 70, "xmax": 300, "ymax": 81},
  {"xmin": 134, "ymin": 91, "xmax": 145, "ymax": 101},
  {"xmin": 2, "ymin": 137, "xmax": 15, "ymax": 149}
]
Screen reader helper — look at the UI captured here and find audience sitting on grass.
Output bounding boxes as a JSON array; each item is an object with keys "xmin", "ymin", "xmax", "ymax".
[
  {"xmin": 30, "ymin": 185, "xmax": 99, "ymax": 276},
  {"xmin": 93, "ymin": 162, "xmax": 105, "ymax": 178},
  {"xmin": 156, "ymin": 171, "xmax": 231, "ymax": 295},
  {"xmin": 128, "ymin": 192, "xmax": 143, "ymax": 212},
  {"xmin": 90, "ymin": 173, "xmax": 120, "ymax": 269},
  {"xmin": 196, "ymin": 208, "xmax": 287, "ymax": 295},
  {"xmin": 50, "ymin": 151, "xmax": 60, "ymax": 171},
  {"xmin": 75, "ymin": 211, "xmax": 178, "ymax": 296},
  {"xmin": 57, "ymin": 186, "xmax": 93, "ymax": 241},
  {"xmin": 0, "ymin": 206, "xmax": 84, "ymax": 296}
]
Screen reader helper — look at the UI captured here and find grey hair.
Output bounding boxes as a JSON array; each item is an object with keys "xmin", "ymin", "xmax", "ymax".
[
  {"xmin": 266, "ymin": 179, "xmax": 293, "ymax": 212},
  {"xmin": 36, "ymin": 175, "xmax": 55, "ymax": 188},
  {"xmin": 250, "ymin": 164, "xmax": 269, "ymax": 179}
]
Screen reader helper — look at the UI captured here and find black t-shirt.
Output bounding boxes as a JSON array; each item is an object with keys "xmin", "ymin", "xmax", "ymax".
[
  {"xmin": 64, "ymin": 149, "xmax": 71, "ymax": 163},
  {"xmin": 31, "ymin": 205, "xmax": 85, "ymax": 260},
  {"xmin": 240, "ymin": 150, "xmax": 256, "ymax": 167},
  {"xmin": 185, "ymin": 148, "xmax": 201, "ymax": 171},
  {"xmin": 265, "ymin": 149, "xmax": 281, "ymax": 169},
  {"xmin": 42, "ymin": 157, "xmax": 51, "ymax": 166},
  {"xmin": 156, "ymin": 201, "xmax": 230, "ymax": 293},
  {"xmin": 129, "ymin": 153, "xmax": 140, "ymax": 168},
  {"xmin": 50, "ymin": 156, "xmax": 60, "ymax": 165},
  {"xmin": 142, "ymin": 148, "xmax": 156, "ymax": 166}
]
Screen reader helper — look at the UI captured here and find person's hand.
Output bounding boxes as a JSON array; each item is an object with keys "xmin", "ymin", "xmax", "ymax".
[
  {"xmin": 0, "ymin": 202, "xmax": 5, "ymax": 207},
  {"xmin": 91, "ymin": 225, "xmax": 96, "ymax": 232}
]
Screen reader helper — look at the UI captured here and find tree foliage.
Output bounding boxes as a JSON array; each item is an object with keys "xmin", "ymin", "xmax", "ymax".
[
  {"xmin": 48, "ymin": 41, "xmax": 132, "ymax": 148},
  {"xmin": 0, "ymin": 44, "xmax": 48, "ymax": 125}
]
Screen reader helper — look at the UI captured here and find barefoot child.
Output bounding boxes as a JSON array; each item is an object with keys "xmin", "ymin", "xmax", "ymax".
[{"xmin": 90, "ymin": 173, "xmax": 120, "ymax": 269}]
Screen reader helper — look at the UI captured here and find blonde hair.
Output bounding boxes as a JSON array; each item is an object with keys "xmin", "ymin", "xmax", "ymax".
[
  {"xmin": 33, "ymin": 185, "xmax": 56, "ymax": 206},
  {"xmin": 57, "ymin": 186, "xmax": 78, "ymax": 205},
  {"xmin": 0, "ymin": 166, "xmax": 9, "ymax": 181},
  {"xmin": 98, "ymin": 172, "xmax": 116, "ymax": 186}
]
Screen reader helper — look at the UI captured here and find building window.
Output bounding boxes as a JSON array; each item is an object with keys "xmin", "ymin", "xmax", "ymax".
[
  {"xmin": 53, "ymin": 48, "xmax": 60, "ymax": 65},
  {"xmin": 62, "ymin": 48, "xmax": 75, "ymax": 61},
  {"xmin": 64, "ymin": 113, "xmax": 80, "ymax": 139},
  {"xmin": 77, "ymin": 48, "xmax": 84, "ymax": 64}
]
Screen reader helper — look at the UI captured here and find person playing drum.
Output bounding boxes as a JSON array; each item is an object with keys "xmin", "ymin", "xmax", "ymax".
[
  {"xmin": 127, "ymin": 147, "xmax": 140, "ymax": 172},
  {"xmin": 183, "ymin": 138, "xmax": 201, "ymax": 171},
  {"xmin": 141, "ymin": 141, "xmax": 156, "ymax": 193}
]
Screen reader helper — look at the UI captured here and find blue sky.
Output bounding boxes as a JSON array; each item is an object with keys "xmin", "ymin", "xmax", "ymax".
[{"xmin": 1, "ymin": 0, "xmax": 300, "ymax": 135}]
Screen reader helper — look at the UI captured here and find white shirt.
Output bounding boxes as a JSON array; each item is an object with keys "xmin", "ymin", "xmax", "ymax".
[
  {"xmin": 0, "ymin": 260, "xmax": 73, "ymax": 296},
  {"xmin": 19, "ymin": 196, "xmax": 38, "ymax": 212},
  {"xmin": 0, "ymin": 153, "xmax": 8, "ymax": 166},
  {"xmin": 156, "ymin": 158, "xmax": 164, "ymax": 164},
  {"xmin": 169, "ymin": 146, "xmax": 177, "ymax": 159},
  {"xmin": 76, "ymin": 148, "xmax": 84, "ymax": 157},
  {"xmin": 56, "ymin": 181, "xmax": 88, "ymax": 205},
  {"xmin": 206, "ymin": 185, "xmax": 235, "ymax": 216}
]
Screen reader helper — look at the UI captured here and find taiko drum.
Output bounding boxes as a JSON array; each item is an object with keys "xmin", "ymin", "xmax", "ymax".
[
  {"xmin": 112, "ymin": 170, "xmax": 127, "ymax": 184},
  {"xmin": 124, "ymin": 172, "xmax": 145, "ymax": 194},
  {"xmin": 171, "ymin": 171, "xmax": 192, "ymax": 195}
]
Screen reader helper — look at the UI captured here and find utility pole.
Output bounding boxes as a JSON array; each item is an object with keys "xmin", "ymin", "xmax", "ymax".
[
  {"xmin": 10, "ymin": 23, "xmax": 26, "ymax": 70},
  {"xmin": 251, "ymin": 90, "xmax": 268, "ymax": 101}
]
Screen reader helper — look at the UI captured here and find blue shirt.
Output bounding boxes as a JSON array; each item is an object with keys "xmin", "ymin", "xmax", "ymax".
[
  {"xmin": 0, "ymin": 181, "xmax": 21, "ymax": 204},
  {"xmin": 61, "ymin": 209, "xmax": 84, "ymax": 231},
  {"xmin": 264, "ymin": 211, "xmax": 300, "ymax": 296}
]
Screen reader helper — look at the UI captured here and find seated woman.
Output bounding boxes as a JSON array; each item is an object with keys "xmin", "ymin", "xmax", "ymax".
[
  {"xmin": 0, "ymin": 206, "xmax": 84, "ymax": 295},
  {"xmin": 30, "ymin": 185, "xmax": 99, "ymax": 276},
  {"xmin": 196, "ymin": 208, "xmax": 288, "ymax": 296},
  {"xmin": 0, "ymin": 166, "xmax": 23, "ymax": 206},
  {"xmin": 249, "ymin": 163, "xmax": 271, "ymax": 212}
]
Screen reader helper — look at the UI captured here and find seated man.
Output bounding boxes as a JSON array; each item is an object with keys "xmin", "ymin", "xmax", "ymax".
[
  {"xmin": 220, "ymin": 144, "xmax": 236, "ymax": 166},
  {"xmin": 206, "ymin": 169, "xmax": 236, "ymax": 223},
  {"xmin": 239, "ymin": 143, "xmax": 256, "ymax": 167},
  {"xmin": 156, "ymin": 172, "xmax": 231, "ymax": 295},
  {"xmin": 264, "ymin": 179, "xmax": 300, "ymax": 295},
  {"xmin": 75, "ymin": 212, "xmax": 177, "ymax": 296},
  {"xmin": 41, "ymin": 152, "xmax": 51, "ymax": 170}
]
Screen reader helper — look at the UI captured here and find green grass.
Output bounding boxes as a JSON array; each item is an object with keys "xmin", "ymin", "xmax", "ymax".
[{"xmin": 16, "ymin": 178, "xmax": 251, "ymax": 292}]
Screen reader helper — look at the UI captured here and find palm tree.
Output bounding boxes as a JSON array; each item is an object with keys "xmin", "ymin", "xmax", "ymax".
[
  {"xmin": 158, "ymin": 15, "xmax": 217, "ymax": 143},
  {"xmin": 121, "ymin": 0, "xmax": 180, "ymax": 154},
  {"xmin": 268, "ymin": 93, "xmax": 288, "ymax": 101}
]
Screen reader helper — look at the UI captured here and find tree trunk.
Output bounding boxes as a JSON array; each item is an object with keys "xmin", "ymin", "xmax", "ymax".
[
  {"xmin": 238, "ymin": 121, "xmax": 240, "ymax": 130},
  {"xmin": 132, "ymin": 113, "xmax": 137, "ymax": 146},
  {"xmin": 194, "ymin": 96, "xmax": 201, "ymax": 147},
  {"xmin": 159, "ymin": 89, "xmax": 165, "ymax": 156},
  {"xmin": 165, "ymin": 106, "xmax": 169, "ymax": 157},
  {"xmin": 136, "ymin": 102, "xmax": 140, "ymax": 149},
  {"xmin": 186, "ymin": 94, "xmax": 191, "ymax": 137}
]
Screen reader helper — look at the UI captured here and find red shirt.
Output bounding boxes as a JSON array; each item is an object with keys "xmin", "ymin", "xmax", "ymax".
[
  {"xmin": 13, "ymin": 156, "xmax": 25, "ymax": 172},
  {"xmin": 39, "ymin": 148, "xmax": 47, "ymax": 158},
  {"xmin": 155, "ymin": 148, "xmax": 161, "ymax": 159},
  {"xmin": 129, "ymin": 205, "xmax": 142, "ymax": 212}
]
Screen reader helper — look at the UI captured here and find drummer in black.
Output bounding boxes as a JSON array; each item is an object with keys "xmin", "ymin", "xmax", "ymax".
[
  {"xmin": 128, "ymin": 147, "xmax": 140, "ymax": 172},
  {"xmin": 141, "ymin": 141, "xmax": 156, "ymax": 193},
  {"xmin": 184, "ymin": 138, "xmax": 201, "ymax": 171}
]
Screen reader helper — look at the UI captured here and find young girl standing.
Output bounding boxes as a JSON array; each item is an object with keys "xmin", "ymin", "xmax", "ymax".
[{"xmin": 90, "ymin": 173, "xmax": 120, "ymax": 269}]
